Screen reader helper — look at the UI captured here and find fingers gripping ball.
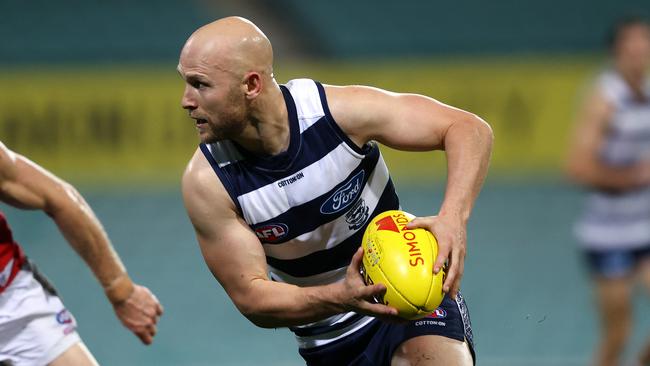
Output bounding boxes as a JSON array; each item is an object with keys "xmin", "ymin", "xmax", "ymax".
[{"xmin": 360, "ymin": 210, "xmax": 445, "ymax": 320}]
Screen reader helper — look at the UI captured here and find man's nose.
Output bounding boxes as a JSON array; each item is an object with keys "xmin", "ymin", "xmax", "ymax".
[{"xmin": 181, "ymin": 85, "xmax": 197, "ymax": 110}]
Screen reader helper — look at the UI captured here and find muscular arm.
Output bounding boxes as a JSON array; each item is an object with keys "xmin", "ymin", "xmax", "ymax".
[
  {"xmin": 0, "ymin": 142, "xmax": 162, "ymax": 344},
  {"xmin": 325, "ymin": 85, "xmax": 493, "ymax": 298},
  {"xmin": 565, "ymin": 91, "xmax": 650, "ymax": 190},
  {"xmin": 182, "ymin": 149, "xmax": 396, "ymax": 328}
]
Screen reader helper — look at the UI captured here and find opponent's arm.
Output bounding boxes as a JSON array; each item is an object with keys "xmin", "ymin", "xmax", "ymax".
[
  {"xmin": 565, "ymin": 91, "xmax": 650, "ymax": 189},
  {"xmin": 325, "ymin": 85, "xmax": 493, "ymax": 299},
  {"xmin": 183, "ymin": 148, "xmax": 398, "ymax": 328},
  {"xmin": 0, "ymin": 142, "xmax": 163, "ymax": 344}
]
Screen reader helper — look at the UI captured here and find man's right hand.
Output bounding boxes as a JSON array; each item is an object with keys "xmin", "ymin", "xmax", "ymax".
[
  {"xmin": 339, "ymin": 246, "xmax": 404, "ymax": 322},
  {"xmin": 112, "ymin": 285, "xmax": 164, "ymax": 345}
]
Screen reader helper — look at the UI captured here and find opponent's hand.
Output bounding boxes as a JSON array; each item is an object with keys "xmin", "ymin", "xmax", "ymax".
[
  {"xmin": 339, "ymin": 246, "xmax": 401, "ymax": 321},
  {"xmin": 112, "ymin": 284, "xmax": 164, "ymax": 345},
  {"xmin": 406, "ymin": 214, "xmax": 467, "ymax": 299}
]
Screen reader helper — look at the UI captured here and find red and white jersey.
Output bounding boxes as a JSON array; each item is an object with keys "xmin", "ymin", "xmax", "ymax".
[{"xmin": 0, "ymin": 210, "xmax": 26, "ymax": 293}]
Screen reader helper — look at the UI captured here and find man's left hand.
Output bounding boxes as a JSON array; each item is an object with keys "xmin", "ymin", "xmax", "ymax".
[{"xmin": 406, "ymin": 214, "xmax": 467, "ymax": 300}]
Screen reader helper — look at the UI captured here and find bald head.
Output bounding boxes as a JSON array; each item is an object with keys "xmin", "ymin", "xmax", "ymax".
[{"xmin": 180, "ymin": 17, "xmax": 273, "ymax": 77}]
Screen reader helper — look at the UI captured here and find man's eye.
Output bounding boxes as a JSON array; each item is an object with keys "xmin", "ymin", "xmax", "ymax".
[{"xmin": 192, "ymin": 81, "xmax": 207, "ymax": 89}]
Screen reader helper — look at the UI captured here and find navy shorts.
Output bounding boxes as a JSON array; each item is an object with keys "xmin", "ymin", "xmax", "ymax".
[
  {"xmin": 298, "ymin": 292, "xmax": 475, "ymax": 366},
  {"xmin": 584, "ymin": 245, "xmax": 650, "ymax": 279}
]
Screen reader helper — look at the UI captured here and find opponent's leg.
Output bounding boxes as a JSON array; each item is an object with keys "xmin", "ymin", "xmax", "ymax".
[
  {"xmin": 391, "ymin": 335, "xmax": 472, "ymax": 366},
  {"xmin": 593, "ymin": 276, "xmax": 633, "ymax": 366},
  {"xmin": 48, "ymin": 342, "xmax": 99, "ymax": 366}
]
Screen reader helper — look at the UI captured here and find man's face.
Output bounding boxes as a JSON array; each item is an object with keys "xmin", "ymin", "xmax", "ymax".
[{"xmin": 178, "ymin": 53, "xmax": 247, "ymax": 144}]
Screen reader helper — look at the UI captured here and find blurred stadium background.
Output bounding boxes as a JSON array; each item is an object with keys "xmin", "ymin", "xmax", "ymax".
[{"xmin": 1, "ymin": 1, "xmax": 650, "ymax": 365}]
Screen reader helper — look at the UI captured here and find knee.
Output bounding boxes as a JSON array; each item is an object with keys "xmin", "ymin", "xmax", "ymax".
[
  {"xmin": 602, "ymin": 318, "xmax": 631, "ymax": 342},
  {"xmin": 604, "ymin": 328, "xmax": 630, "ymax": 349}
]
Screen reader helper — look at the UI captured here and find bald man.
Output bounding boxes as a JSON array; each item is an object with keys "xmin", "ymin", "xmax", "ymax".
[
  {"xmin": 0, "ymin": 142, "xmax": 163, "ymax": 366},
  {"xmin": 179, "ymin": 17, "xmax": 492, "ymax": 366}
]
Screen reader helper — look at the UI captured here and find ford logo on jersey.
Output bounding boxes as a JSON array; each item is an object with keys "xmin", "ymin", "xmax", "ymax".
[
  {"xmin": 320, "ymin": 170, "xmax": 365, "ymax": 214},
  {"xmin": 255, "ymin": 223, "xmax": 289, "ymax": 242}
]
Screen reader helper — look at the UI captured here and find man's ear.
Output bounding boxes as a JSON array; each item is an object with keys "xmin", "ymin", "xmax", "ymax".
[{"xmin": 243, "ymin": 72, "xmax": 262, "ymax": 99}]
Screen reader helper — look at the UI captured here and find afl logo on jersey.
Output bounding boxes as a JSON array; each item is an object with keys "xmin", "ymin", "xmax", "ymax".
[
  {"xmin": 255, "ymin": 223, "xmax": 289, "ymax": 242},
  {"xmin": 320, "ymin": 170, "xmax": 365, "ymax": 214}
]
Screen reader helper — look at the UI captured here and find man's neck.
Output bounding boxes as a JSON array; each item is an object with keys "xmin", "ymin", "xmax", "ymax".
[{"xmin": 234, "ymin": 84, "xmax": 290, "ymax": 156}]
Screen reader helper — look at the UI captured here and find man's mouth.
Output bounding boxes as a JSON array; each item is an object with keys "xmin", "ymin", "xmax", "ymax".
[{"xmin": 195, "ymin": 118, "xmax": 208, "ymax": 125}]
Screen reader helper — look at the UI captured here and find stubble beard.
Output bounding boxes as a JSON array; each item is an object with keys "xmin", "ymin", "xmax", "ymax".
[
  {"xmin": 202, "ymin": 116, "xmax": 246, "ymax": 144},
  {"xmin": 201, "ymin": 88, "xmax": 248, "ymax": 144}
]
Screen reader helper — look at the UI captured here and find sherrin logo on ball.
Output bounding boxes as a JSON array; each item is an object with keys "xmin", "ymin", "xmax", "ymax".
[{"xmin": 360, "ymin": 210, "xmax": 445, "ymax": 320}]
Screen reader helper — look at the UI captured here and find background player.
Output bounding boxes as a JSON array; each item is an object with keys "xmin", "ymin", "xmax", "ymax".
[
  {"xmin": 566, "ymin": 17, "xmax": 650, "ymax": 366},
  {"xmin": 180, "ymin": 17, "xmax": 492, "ymax": 365},
  {"xmin": 0, "ymin": 141, "xmax": 163, "ymax": 366}
]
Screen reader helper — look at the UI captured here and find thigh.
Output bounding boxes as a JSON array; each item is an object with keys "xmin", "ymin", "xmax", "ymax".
[
  {"xmin": 587, "ymin": 246, "xmax": 646, "ymax": 317},
  {"xmin": 300, "ymin": 293, "xmax": 475, "ymax": 366},
  {"xmin": 368, "ymin": 292, "xmax": 475, "ymax": 366},
  {"xmin": 593, "ymin": 276, "xmax": 633, "ymax": 326},
  {"xmin": 48, "ymin": 342, "xmax": 98, "ymax": 366},
  {"xmin": 391, "ymin": 335, "xmax": 472, "ymax": 366}
]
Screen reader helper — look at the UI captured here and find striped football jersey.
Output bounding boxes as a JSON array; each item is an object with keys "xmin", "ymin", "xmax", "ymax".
[{"xmin": 201, "ymin": 78, "xmax": 400, "ymax": 347}]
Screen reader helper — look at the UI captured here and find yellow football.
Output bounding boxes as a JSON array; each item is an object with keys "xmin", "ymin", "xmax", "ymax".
[{"xmin": 360, "ymin": 210, "xmax": 445, "ymax": 320}]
